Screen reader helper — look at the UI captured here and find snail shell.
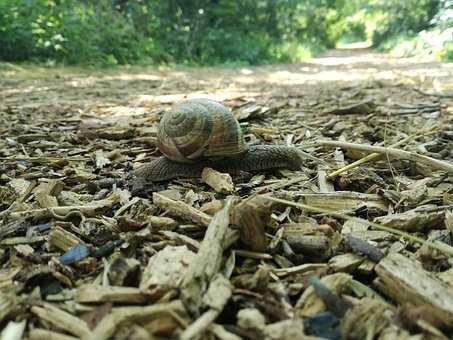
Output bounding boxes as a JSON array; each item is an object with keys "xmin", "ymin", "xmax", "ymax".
[{"xmin": 157, "ymin": 98, "xmax": 248, "ymax": 163}]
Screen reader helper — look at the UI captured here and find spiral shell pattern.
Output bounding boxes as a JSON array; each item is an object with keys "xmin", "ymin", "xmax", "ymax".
[{"xmin": 157, "ymin": 98, "xmax": 248, "ymax": 163}]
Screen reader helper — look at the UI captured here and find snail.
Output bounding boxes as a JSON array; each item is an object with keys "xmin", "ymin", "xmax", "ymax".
[{"xmin": 133, "ymin": 98, "xmax": 305, "ymax": 182}]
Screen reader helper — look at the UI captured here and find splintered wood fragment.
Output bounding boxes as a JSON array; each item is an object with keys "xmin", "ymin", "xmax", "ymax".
[
  {"xmin": 0, "ymin": 180, "xmax": 36, "ymax": 219},
  {"xmin": 208, "ymin": 324, "xmax": 242, "ymax": 340},
  {"xmin": 180, "ymin": 275, "xmax": 232, "ymax": 340},
  {"xmin": 281, "ymin": 218, "xmax": 331, "ymax": 234},
  {"xmin": 438, "ymin": 268, "xmax": 453, "ymax": 287},
  {"xmin": 254, "ymin": 174, "xmax": 309, "ymax": 194},
  {"xmin": 263, "ymin": 319, "xmax": 306, "ymax": 339},
  {"xmin": 296, "ymin": 191, "xmax": 387, "ymax": 212},
  {"xmin": 9, "ymin": 190, "xmax": 124, "ymax": 219},
  {"xmin": 320, "ymin": 140, "xmax": 453, "ymax": 173},
  {"xmin": 317, "ymin": 168, "xmax": 334, "ymax": 192},
  {"xmin": 357, "ymin": 259, "xmax": 376, "ymax": 275},
  {"xmin": 237, "ymin": 307, "xmax": 266, "ymax": 331},
  {"xmin": 446, "ymin": 210, "xmax": 453, "ymax": 233},
  {"xmin": 232, "ymin": 196, "xmax": 273, "ymax": 252},
  {"xmin": 272, "ymin": 263, "xmax": 327, "ymax": 277},
  {"xmin": 326, "ymin": 131, "xmax": 433, "ymax": 179},
  {"xmin": 180, "ymin": 309, "xmax": 218, "ymax": 340},
  {"xmin": 233, "ymin": 249, "xmax": 274, "ymax": 260},
  {"xmin": 0, "ymin": 218, "xmax": 28, "ymax": 240},
  {"xmin": 201, "ymin": 167, "xmax": 235, "ymax": 193},
  {"xmin": 29, "ymin": 328, "xmax": 78, "ymax": 340},
  {"xmin": 31, "ymin": 303, "xmax": 91, "ymax": 338},
  {"xmin": 0, "ymin": 292, "xmax": 17, "ymax": 323},
  {"xmin": 296, "ymin": 273, "xmax": 352, "ymax": 317},
  {"xmin": 75, "ymin": 285, "xmax": 153, "ymax": 304},
  {"xmin": 379, "ymin": 326, "xmax": 411, "ymax": 339},
  {"xmin": 35, "ymin": 179, "xmax": 63, "ymax": 208},
  {"xmin": 153, "ymin": 192, "xmax": 212, "ymax": 227},
  {"xmin": 144, "ymin": 315, "xmax": 181, "ymax": 337},
  {"xmin": 0, "ymin": 236, "xmax": 47, "ymax": 246},
  {"xmin": 180, "ymin": 197, "xmax": 235, "ymax": 314},
  {"xmin": 375, "ymin": 252, "xmax": 453, "ymax": 327},
  {"xmin": 160, "ymin": 230, "xmax": 201, "ymax": 251},
  {"xmin": 95, "ymin": 149, "xmax": 111, "ymax": 169},
  {"xmin": 340, "ymin": 297, "xmax": 392, "ymax": 339},
  {"xmin": 147, "ymin": 215, "xmax": 178, "ymax": 231},
  {"xmin": 1, "ymin": 320, "xmax": 26, "ymax": 340},
  {"xmin": 140, "ymin": 245, "xmax": 196, "ymax": 291},
  {"xmin": 309, "ymin": 276, "xmax": 348, "ymax": 317},
  {"xmin": 264, "ymin": 196, "xmax": 453, "ymax": 256},
  {"xmin": 8, "ymin": 178, "xmax": 33, "ymax": 197},
  {"xmin": 374, "ymin": 206, "xmax": 445, "ymax": 231},
  {"xmin": 328, "ymin": 253, "xmax": 364, "ymax": 273},
  {"xmin": 322, "ymin": 99, "xmax": 375, "ymax": 115},
  {"xmin": 48, "ymin": 225, "xmax": 85, "ymax": 251},
  {"xmin": 284, "ymin": 233, "xmax": 330, "ymax": 255},
  {"xmin": 9, "ymin": 202, "xmax": 113, "ymax": 219},
  {"xmin": 108, "ymin": 257, "xmax": 140, "ymax": 286},
  {"xmin": 200, "ymin": 199, "xmax": 224, "ymax": 215},
  {"xmin": 88, "ymin": 300, "xmax": 185, "ymax": 340}
]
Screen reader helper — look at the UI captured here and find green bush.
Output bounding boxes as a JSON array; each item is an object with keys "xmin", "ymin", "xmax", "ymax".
[
  {"xmin": 0, "ymin": 0, "xmax": 148, "ymax": 65},
  {"xmin": 368, "ymin": 0, "xmax": 441, "ymax": 46},
  {"xmin": 0, "ymin": 0, "xmax": 450, "ymax": 65}
]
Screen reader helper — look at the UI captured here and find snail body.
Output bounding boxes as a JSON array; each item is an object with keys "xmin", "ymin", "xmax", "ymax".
[{"xmin": 133, "ymin": 99, "xmax": 305, "ymax": 182}]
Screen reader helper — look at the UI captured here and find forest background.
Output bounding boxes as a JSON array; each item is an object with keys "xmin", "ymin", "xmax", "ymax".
[{"xmin": 0, "ymin": 0, "xmax": 452, "ymax": 66}]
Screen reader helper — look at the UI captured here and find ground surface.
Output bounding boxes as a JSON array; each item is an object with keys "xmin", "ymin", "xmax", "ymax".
[{"xmin": 0, "ymin": 49, "xmax": 453, "ymax": 339}]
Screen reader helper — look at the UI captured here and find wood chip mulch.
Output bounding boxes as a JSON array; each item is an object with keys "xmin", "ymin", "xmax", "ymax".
[{"xmin": 0, "ymin": 61, "xmax": 452, "ymax": 339}]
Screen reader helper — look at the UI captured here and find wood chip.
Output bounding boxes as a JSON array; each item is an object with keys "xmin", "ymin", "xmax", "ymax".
[
  {"xmin": 75, "ymin": 285, "xmax": 154, "ymax": 304},
  {"xmin": 375, "ymin": 252, "xmax": 453, "ymax": 327},
  {"xmin": 31, "ymin": 303, "xmax": 91, "ymax": 338},
  {"xmin": 201, "ymin": 167, "xmax": 235, "ymax": 193},
  {"xmin": 153, "ymin": 192, "xmax": 212, "ymax": 227},
  {"xmin": 140, "ymin": 245, "xmax": 196, "ymax": 291}
]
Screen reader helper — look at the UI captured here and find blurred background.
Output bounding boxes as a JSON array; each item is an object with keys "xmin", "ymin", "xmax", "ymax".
[{"xmin": 0, "ymin": 0, "xmax": 451, "ymax": 66}]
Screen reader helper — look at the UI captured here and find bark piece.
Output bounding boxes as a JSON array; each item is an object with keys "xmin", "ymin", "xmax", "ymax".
[
  {"xmin": 88, "ymin": 300, "xmax": 185, "ymax": 340},
  {"xmin": 201, "ymin": 167, "xmax": 235, "ymax": 194},
  {"xmin": 374, "ymin": 206, "xmax": 445, "ymax": 231},
  {"xmin": 180, "ymin": 197, "xmax": 235, "ymax": 314},
  {"xmin": 48, "ymin": 225, "xmax": 85, "ymax": 252},
  {"xmin": 75, "ymin": 285, "xmax": 154, "ymax": 304},
  {"xmin": 1, "ymin": 320, "xmax": 26, "ymax": 340},
  {"xmin": 341, "ymin": 298, "xmax": 393, "ymax": 340},
  {"xmin": 153, "ymin": 192, "xmax": 212, "ymax": 227},
  {"xmin": 328, "ymin": 253, "xmax": 365, "ymax": 273},
  {"xmin": 140, "ymin": 245, "xmax": 195, "ymax": 291},
  {"xmin": 180, "ymin": 274, "xmax": 232, "ymax": 340},
  {"xmin": 35, "ymin": 179, "xmax": 63, "ymax": 208},
  {"xmin": 263, "ymin": 319, "xmax": 306, "ymax": 340},
  {"xmin": 29, "ymin": 328, "xmax": 78, "ymax": 340},
  {"xmin": 296, "ymin": 273, "xmax": 352, "ymax": 317},
  {"xmin": 108, "ymin": 257, "xmax": 140, "ymax": 286},
  {"xmin": 298, "ymin": 191, "xmax": 388, "ymax": 212},
  {"xmin": 375, "ymin": 252, "xmax": 453, "ymax": 327},
  {"xmin": 31, "ymin": 303, "xmax": 91, "ymax": 338},
  {"xmin": 147, "ymin": 215, "xmax": 178, "ymax": 231},
  {"xmin": 232, "ymin": 196, "xmax": 273, "ymax": 252}
]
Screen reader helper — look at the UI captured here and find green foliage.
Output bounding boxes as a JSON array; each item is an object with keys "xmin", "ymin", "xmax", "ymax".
[
  {"xmin": 0, "ymin": 0, "xmax": 450, "ymax": 65},
  {"xmin": 371, "ymin": 0, "xmax": 452, "ymax": 61},
  {"xmin": 0, "ymin": 0, "xmax": 147, "ymax": 64},
  {"xmin": 367, "ymin": 0, "xmax": 441, "ymax": 46}
]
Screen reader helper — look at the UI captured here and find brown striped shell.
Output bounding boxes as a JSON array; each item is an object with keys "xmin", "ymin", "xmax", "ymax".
[{"xmin": 157, "ymin": 98, "xmax": 248, "ymax": 163}]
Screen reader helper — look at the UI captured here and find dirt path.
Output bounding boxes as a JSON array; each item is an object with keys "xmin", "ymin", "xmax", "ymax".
[
  {"xmin": 0, "ymin": 49, "xmax": 453, "ymax": 339},
  {"xmin": 1, "ymin": 47, "xmax": 452, "ymax": 112}
]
